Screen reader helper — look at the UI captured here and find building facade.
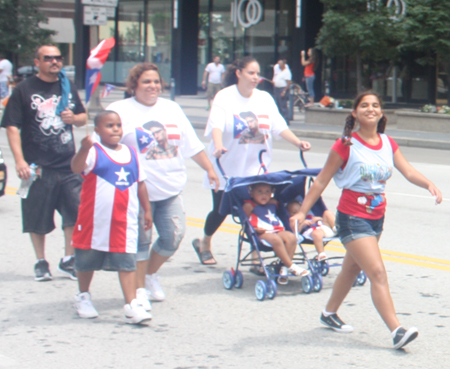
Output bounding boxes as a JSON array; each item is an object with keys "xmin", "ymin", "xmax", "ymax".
[{"xmin": 40, "ymin": 0, "xmax": 442, "ymax": 104}]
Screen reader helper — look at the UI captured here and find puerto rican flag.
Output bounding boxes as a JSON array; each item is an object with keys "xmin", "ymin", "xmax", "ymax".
[
  {"xmin": 257, "ymin": 114, "xmax": 270, "ymax": 130},
  {"xmin": 247, "ymin": 202, "xmax": 284, "ymax": 233},
  {"xmin": 135, "ymin": 127, "xmax": 155, "ymax": 153},
  {"xmin": 72, "ymin": 144, "xmax": 140, "ymax": 253},
  {"xmin": 85, "ymin": 38, "xmax": 115, "ymax": 104},
  {"xmin": 165, "ymin": 124, "xmax": 181, "ymax": 140},
  {"xmin": 233, "ymin": 115, "xmax": 248, "ymax": 138},
  {"xmin": 101, "ymin": 83, "xmax": 117, "ymax": 98}
]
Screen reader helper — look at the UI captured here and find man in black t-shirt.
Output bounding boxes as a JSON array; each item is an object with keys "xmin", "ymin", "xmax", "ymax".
[{"xmin": 1, "ymin": 44, "xmax": 87, "ymax": 282}]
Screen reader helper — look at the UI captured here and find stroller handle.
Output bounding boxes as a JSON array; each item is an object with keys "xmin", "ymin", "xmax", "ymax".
[
  {"xmin": 215, "ymin": 156, "xmax": 227, "ymax": 179},
  {"xmin": 259, "ymin": 149, "xmax": 268, "ymax": 174},
  {"xmin": 300, "ymin": 150, "xmax": 308, "ymax": 169}
]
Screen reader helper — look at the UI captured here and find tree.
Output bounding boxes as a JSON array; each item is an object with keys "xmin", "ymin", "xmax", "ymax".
[
  {"xmin": 316, "ymin": 0, "xmax": 406, "ymax": 92},
  {"xmin": 399, "ymin": 0, "xmax": 450, "ymax": 102},
  {"xmin": 0, "ymin": 0, "xmax": 55, "ymax": 66}
]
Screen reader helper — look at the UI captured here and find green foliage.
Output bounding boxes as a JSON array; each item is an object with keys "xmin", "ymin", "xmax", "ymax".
[
  {"xmin": 400, "ymin": 0, "xmax": 450, "ymax": 65},
  {"xmin": 0, "ymin": 0, "xmax": 55, "ymax": 63},
  {"xmin": 317, "ymin": 0, "xmax": 405, "ymax": 61}
]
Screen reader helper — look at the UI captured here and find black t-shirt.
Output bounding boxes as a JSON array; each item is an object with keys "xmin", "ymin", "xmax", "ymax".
[{"xmin": 1, "ymin": 76, "xmax": 85, "ymax": 170}]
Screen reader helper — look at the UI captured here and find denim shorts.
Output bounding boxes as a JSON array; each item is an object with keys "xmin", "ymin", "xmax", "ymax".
[
  {"xmin": 74, "ymin": 248, "xmax": 136, "ymax": 272},
  {"xmin": 335, "ymin": 210, "xmax": 384, "ymax": 245},
  {"xmin": 136, "ymin": 193, "xmax": 186, "ymax": 260}
]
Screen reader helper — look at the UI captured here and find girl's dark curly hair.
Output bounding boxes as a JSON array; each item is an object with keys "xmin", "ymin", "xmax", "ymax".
[{"xmin": 342, "ymin": 90, "xmax": 387, "ymax": 146}]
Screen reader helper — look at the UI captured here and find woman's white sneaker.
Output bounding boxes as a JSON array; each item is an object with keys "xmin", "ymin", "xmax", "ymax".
[
  {"xmin": 74, "ymin": 292, "xmax": 99, "ymax": 319},
  {"xmin": 136, "ymin": 288, "xmax": 152, "ymax": 311},
  {"xmin": 145, "ymin": 274, "xmax": 165, "ymax": 301}
]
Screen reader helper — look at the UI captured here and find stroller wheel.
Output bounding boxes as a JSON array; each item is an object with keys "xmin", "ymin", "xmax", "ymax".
[
  {"xmin": 266, "ymin": 279, "xmax": 277, "ymax": 299},
  {"xmin": 320, "ymin": 261, "xmax": 330, "ymax": 276},
  {"xmin": 222, "ymin": 270, "xmax": 235, "ymax": 290},
  {"xmin": 255, "ymin": 280, "xmax": 267, "ymax": 301},
  {"xmin": 234, "ymin": 270, "xmax": 244, "ymax": 288},
  {"xmin": 312, "ymin": 274, "xmax": 323, "ymax": 293},
  {"xmin": 354, "ymin": 270, "xmax": 367, "ymax": 286},
  {"xmin": 301, "ymin": 275, "xmax": 313, "ymax": 294}
]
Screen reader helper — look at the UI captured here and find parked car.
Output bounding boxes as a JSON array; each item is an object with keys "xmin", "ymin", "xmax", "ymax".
[
  {"xmin": 0, "ymin": 149, "xmax": 7, "ymax": 197},
  {"xmin": 64, "ymin": 65, "xmax": 75, "ymax": 82},
  {"xmin": 16, "ymin": 66, "xmax": 38, "ymax": 79}
]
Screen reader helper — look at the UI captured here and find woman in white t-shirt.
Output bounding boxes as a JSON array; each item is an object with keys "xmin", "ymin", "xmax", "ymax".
[
  {"xmin": 290, "ymin": 91, "xmax": 442, "ymax": 350},
  {"xmin": 106, "ymin": 63, "xmax": 219, "ymax": 306},
  {"xmin": 192, "ymin": 56, "xmax": 311, "ymax": 266}
]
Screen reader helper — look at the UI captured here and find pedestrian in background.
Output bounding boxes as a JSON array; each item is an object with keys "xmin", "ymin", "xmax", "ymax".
[
  {"xmin": 272, "ymin": 59, "xmax": 292, "ymax": 123},
  {"xmin": 301, "ymin": 48, "xmax": 318, "ymax": 107},
  {"xmin": 1, "ymin": 44, "xmax": 87, "ymax": 281},
  {"xmin": 201, "ymin": 56, "xmax": 225, "ymax": 110},
  {"xmin": 290, "ymin": 90, "xmax": 442, "ymax": 350},
  {"xmin": 192, "ymin": 56, "xmax": 311, "ymax": 266},
  {"xmin": 0, "ymin": 53, "xmax": 13, "ymax": 102}
]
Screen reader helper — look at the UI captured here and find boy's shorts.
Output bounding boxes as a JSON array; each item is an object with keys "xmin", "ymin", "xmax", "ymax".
[
  {"xmin": 336, "ymin": 210, "xmax": 384, "ymax": 245},
  {"xmin": 22, "ymin": 168, "xmax": 82, "ymax": 234},
  {"xmin": 74, "ymin": 248, "xmax": 137, "ymax": 272}
]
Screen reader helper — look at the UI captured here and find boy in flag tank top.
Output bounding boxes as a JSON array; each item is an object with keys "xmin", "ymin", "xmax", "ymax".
[
  {"xmin": 243, "ymin": 183, "xmax": 310, "ymax": 285},
  {"xmin": 71, "ymin": 111, "xmax": 153, "ymax": 324}
]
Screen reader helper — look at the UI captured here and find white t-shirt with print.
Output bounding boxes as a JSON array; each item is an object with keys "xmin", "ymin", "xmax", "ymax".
[
  {"xmin": 205, "ymin": 63, "xmax": 225, "ymax": 84},
  {"xmin": 0, "ymin": 59, "xmax": 13, "ymax": 82},
  {"xmin": 106, "ymin": 97, "xmax": 205, "ymax": 201},
  {"xmin": 203, "ymin": 85, "xmax": 289, "ymax": 190},
  {"xmin": 272, "ymin": 67, "xmax": 292, "ymax": 88}
]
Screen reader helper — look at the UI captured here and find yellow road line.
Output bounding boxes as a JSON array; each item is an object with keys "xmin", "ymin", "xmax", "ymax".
[
  {"xmin": 187, "ymin": 217, "xmax": 450, "ymax": 272},
  {"xmin": 4, "ymin": 190, "xmax": 449, "ymax": 272}
]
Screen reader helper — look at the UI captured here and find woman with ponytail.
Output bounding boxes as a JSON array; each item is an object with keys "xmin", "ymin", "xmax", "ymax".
[
  {"xmin": 192, "ymin": 56, "xmax": 311, "ymax": 265},
  {"xmin": 290, "ymin": 90, "xmax": 442, "ymax": 350}
]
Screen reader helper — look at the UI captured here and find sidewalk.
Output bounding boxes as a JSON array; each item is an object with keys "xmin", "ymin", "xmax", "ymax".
[{"xmin": 3, "ymin": 88, "xmax": 449, "ymax": 150}]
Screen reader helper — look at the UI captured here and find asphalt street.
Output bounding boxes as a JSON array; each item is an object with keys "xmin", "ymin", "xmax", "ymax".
[{"xmin": 1, "ymin": 102, "xmax": 450, "ymax": 368}]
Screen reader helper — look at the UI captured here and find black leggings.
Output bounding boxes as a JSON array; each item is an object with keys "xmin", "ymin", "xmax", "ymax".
[{"xmin": 204, "ymin": 190, "xmax": 226, "ymax": 236}]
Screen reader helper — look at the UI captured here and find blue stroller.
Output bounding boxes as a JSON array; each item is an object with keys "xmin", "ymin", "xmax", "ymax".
[
  {"xmin": 218, "ymin": 165, "xmax": 328, "ymax": 300},
  {"xmin": 217, "ymin": 153, "xmax": 366, "ymax": 301}
]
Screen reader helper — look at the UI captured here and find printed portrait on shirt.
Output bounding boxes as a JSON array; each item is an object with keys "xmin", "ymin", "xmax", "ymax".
[
  {"xmin": 142, "ymin": 120, "xmax": 178, "ymax": 160},
  {"xmin": 237, "ymin": 111, "xmax": 266, "ymax": 144}
]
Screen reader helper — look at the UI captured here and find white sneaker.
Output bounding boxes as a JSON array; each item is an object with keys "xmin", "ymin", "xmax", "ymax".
[
  {"xmin": 74, "ymin": 292, "xmax": 99, "ymax": 319},
  {"xmin": 145, "ymin": 274, "xmax": 165, "ymax": 301},
  {"xmin": 124, "ymin": 299, "xmax": 152, "ymax": 324},
  {"xmin": 289, "ymin": 263, "xmax": 310, "ymax": 277},
  {"xmin": 136, "ymin": 288, "xmax": 152, "ymax": 311}
]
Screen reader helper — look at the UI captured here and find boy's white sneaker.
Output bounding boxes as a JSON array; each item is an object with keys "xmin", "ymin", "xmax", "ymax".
[
  {"xmin": 145, "ymin": 274, "xmax": 165, "ymax": 301},
  {"xmin": 74, "ymin": 292, "xmax": 99, "ymax": 319},
  {"xmin": 136, "ymin": 288, "xmax": 152, "ymax": 311},
  {"xmin": 124, "ymin": 299, "xmax": 152, "ymax": 324}
]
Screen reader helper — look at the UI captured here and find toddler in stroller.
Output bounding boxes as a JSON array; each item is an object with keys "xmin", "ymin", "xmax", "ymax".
[
  {"xmin": 243, "ymin": 183, "xmax": 310, "ymax": 284},
  {"xmin": 287, "ymin": 198, "xmax": 337, "ymax": 261}
]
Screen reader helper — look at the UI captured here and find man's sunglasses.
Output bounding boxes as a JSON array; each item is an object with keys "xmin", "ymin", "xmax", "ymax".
[{"xmin": 42, "ymin": 55, "xmax": 63, "ymax": 62}]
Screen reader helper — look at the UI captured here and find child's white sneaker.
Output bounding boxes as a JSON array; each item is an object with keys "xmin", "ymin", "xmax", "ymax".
[
  {"xmin": 136, "ymin": 288, "xmax": 152, "ymax": 311},
  {"xmin": 289, "ymin": 263, "xmax": 310, "ymax": 277},
  {"xmin": 145, "ymin": 274, "xmax": 165, "ymax": 301},
  {"xmin": 74, "ymin": 292, "xmax": 99, "ymax": 319},
  {"xmin": 277, "ymin": 266, "xmax": 289, "ymax": 285},
  {"xmin": 124, "ymin": 299, "xmax": 152, "ymax": 324},
  {"xmin": 317, "ymin": 252, "xmax": 327, "ymax": 261}
]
